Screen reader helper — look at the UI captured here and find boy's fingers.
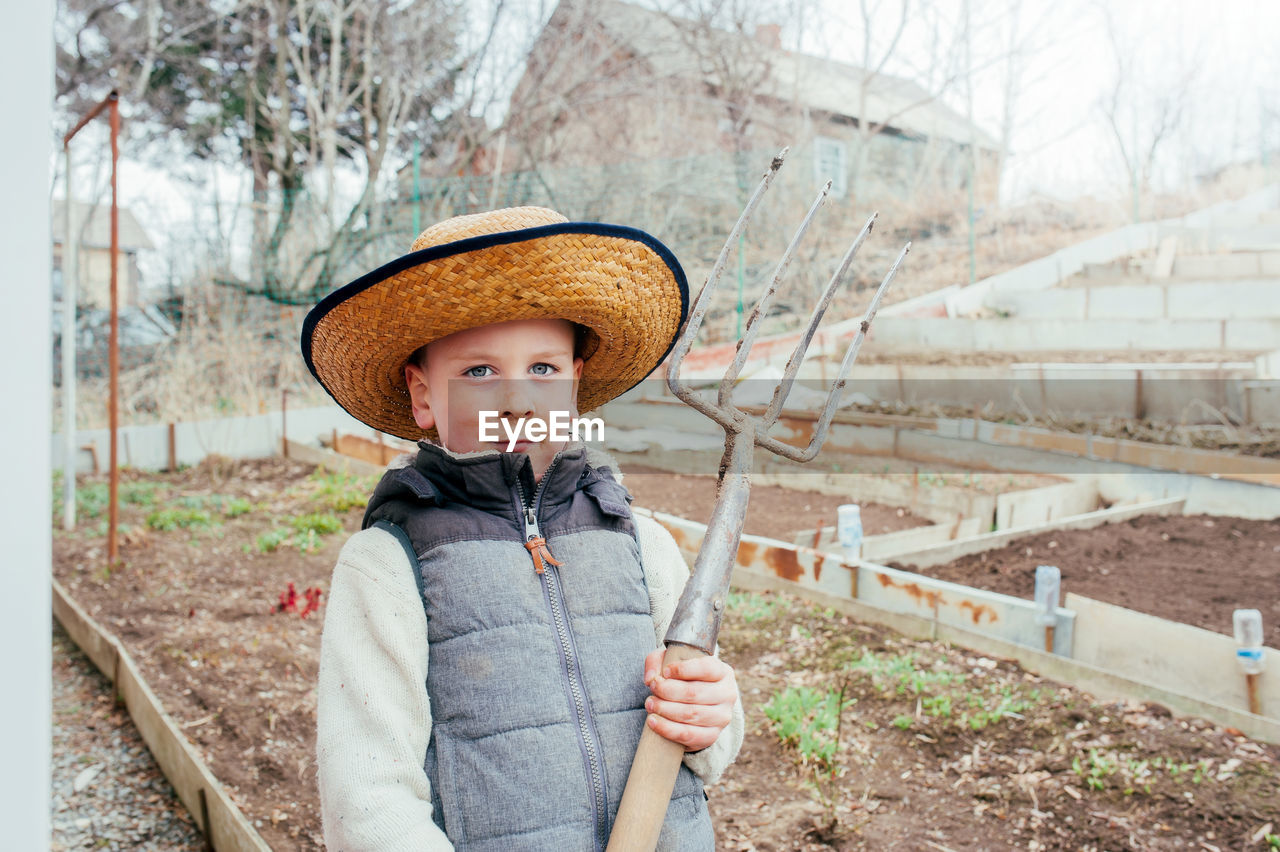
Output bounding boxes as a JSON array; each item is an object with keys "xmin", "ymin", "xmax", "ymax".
[
  {"xmin": 645, "ymin": 713, "xmax": 721, "ymax": 752},
  {"xmin": 645, "ymin": 696, "xmax": 733, "ymax": 729},
  {"xmin": 662, "ymin": 656, "xmax": 733, "ymax": 683},
  {"xmin": 647, "ymin": 675, "xmax": 736, "ymax": 706},
  {"xmin": 643, "ymin": 648, "xmax": 664, "ymax": 686}
]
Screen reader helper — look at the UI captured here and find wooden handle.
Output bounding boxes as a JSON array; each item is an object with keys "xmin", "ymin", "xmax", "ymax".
[{"xmin": 606, "ymin": 643, "xmax": 707, "ymax": 851}]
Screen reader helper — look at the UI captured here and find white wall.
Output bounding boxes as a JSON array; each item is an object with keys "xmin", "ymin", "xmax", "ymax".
[{"xmin": 0, "ymin": 0, "xmax": 53, "ymax": 845}]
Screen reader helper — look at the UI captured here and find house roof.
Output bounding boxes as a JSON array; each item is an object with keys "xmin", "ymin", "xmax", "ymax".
[
  {"xmin": 558, "ymin": 0, "xmax": 1000, "ymax": 151},
  {"xmin": 51, "ymin": 200, "xmax": 155, "ymax": 252}
]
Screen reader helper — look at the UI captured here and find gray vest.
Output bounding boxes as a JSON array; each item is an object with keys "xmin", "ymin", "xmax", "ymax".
[{"xmin": 364, "ymin": 444, "xmax": 713, "ymax": 852}]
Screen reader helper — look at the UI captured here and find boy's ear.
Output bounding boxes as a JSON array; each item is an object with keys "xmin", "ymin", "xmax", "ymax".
[
  {"xmin": 571, "ymin": 357, "xmax": 584, "ymax": 411},
  {"xmin": 404, "ymin": 363, "xmax": 436, "ymax": 431}
]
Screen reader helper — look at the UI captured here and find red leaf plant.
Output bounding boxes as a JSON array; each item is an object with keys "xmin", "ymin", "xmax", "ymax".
[{"xmin": 271, "ymin": 583, "xmax": 324, "ymax": 617}]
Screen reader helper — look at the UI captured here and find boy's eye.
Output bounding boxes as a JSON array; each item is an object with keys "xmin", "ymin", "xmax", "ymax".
[
  {"xmin": 464, "ymin": 365, "xmax": 494, "ymax": 378},
  {"xmin": 529, "ymin": 363, "xmax": 558, "ymax": 376}
]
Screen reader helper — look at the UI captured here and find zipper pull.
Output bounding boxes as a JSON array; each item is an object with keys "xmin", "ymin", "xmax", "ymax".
[
  {"xmin": 525, "ymin": 536, "xmax": 561, "ymax": 575},
  {"xmin": 522, "ymin": 506, "xmax": 561, "ymax": 574}
]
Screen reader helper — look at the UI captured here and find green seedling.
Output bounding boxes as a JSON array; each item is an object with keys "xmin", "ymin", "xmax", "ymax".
[
  {"xmin": 847, "ymin": 649, "xmax": 1041, "ymax": 732},
  {"xmin": 254, "ymin": 528, "xmax": 291, "ymax": 554},
  {"xmin": 223, "ymin": 497, "xmax": 252, "ymax": 517},
  {"xmin": 726, "ymin": 591, "xmax": 779, "ymax": 623},
  {"xmin": 762, "ymin": 685, "xmax": 853, "ymax": 770},
  {"xmin": 121, "ymin": 481, "xmax": 160, "ymax": 506},
  {"xmin": 254, "ymin": 512, "xmax": 344, "ymax": 554},
  {"xmin": 307, "ymin": 469, "xmax": 379, "ymax": 513},
  {"xmin": 146, "ymin": 507, "xmax": 214, "ymax": 531}
]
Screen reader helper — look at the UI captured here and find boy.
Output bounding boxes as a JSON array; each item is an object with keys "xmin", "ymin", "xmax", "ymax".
[{"xmin": 303, "ymin": 206, "xmax": 744, "ymax": 850}]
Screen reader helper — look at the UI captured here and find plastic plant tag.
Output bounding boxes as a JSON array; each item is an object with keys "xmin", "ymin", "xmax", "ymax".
[
  {"xmin": 1233, "ymin": 609, "xmax": 1265, "ymax": 675},
  {"xmin": 1034, "ymin": 565, "xmax": 1060, "ymax": 626},
  {"xmin": 837, "ymin": 504, "xmax": 863, "ymax": 560}
]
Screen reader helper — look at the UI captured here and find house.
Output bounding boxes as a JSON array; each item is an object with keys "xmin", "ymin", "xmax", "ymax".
[
  {"xmin": 51, "ymin": 200, "xmax": 154, "ymax": 309},
  {"xmin": 504, "ymin": 0, "xmax": 1002, "ymax": 205}
]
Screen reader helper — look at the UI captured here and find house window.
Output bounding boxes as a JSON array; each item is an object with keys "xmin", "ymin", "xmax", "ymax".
[{"xmin": 813, "ymin": 136, "xmax": 848, "ymax": 198}]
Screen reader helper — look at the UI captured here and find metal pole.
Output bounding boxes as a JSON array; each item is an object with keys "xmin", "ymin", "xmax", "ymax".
[
  {"xmin": 107, "ymin": 93, "xmax": 121, "ymax": 566},
  {"xmin": 61, "ymin": 145, "xmax": 78, "ymax": 530},
  {"xmin": 487, "ymin": 130, "xmax": 507, "ymax": 211},
  {"xmin": 412, "ymin": 138, "xmax": 420, "ymax": 236}
]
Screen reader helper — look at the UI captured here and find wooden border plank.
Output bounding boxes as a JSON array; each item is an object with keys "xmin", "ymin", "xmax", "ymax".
[{"xmin": 52, "ymin": 579, "xmax": 272, "ymax": 851}]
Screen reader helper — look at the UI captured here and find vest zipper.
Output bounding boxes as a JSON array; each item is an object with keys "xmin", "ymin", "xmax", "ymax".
[{"xmin": 515, "ymin": 459, "xmax": 609, "ymax": 850}]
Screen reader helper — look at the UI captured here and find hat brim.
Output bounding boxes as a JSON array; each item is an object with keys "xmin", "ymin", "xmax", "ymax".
[{"xmin": 301, "ymin": 222, "xmax": 689, "ymax": 441}]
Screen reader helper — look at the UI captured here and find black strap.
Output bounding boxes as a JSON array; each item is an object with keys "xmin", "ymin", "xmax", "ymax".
[{"xmin": 372, "ymin": 519, "xmax": 426, "ymax": 602}]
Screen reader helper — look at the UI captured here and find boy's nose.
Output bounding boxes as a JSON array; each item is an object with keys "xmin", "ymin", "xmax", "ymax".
[{"xmin": 499, "ymin": 378, "xmax": 537, "ymax": 419}]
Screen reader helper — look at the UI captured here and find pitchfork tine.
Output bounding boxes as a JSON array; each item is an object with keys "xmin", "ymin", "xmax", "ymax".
[
  {"xmin": 761, "ymin": 212, "xmax": 878, "ymax": 427},
  {"xmin": 666, "ymin": 148, "xmax": 787, "ymax": 420},
  {"xmin": 717, "ymin": 180, "xmax": 831, "ymax": 408},
  {"xmin": 757, "ymin": 239, "xmax": 911, "ymax": 462}
]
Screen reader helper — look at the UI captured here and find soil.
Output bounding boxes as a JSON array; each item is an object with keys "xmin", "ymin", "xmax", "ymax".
[
  {"xmin": 51, "ymin": 459, "xmax": 1280, "ymax": 850},
  {"xmin": 619, "ymin": 464, "xmax": 933, "ymax": 541},
  {"xmin": 892, "ymin": 514, "xmax": 1280, "ymax": 650}
]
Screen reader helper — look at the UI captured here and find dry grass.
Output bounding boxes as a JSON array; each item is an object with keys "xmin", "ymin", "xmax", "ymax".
[{"xmin": 54, "ymin": 285, "xmax": 328, "ymax": 431}]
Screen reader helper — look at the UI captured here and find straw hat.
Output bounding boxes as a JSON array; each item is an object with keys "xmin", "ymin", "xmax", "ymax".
[{"xmin": 301, "ymin": 206, "xmax": 688, "ymax": 440}]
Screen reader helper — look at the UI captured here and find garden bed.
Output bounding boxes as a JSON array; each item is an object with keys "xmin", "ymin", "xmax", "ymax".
[
  {"xmin": 619, "ymin": 464, "xmax": 933, "ymax": 541},
  {"xmin": 52, "ymin": 457, "xmax": 1280, "ymax": 849},
  {"xmin": 891, "ymin": 514, "xmax": 1280, "ymax": 648}
]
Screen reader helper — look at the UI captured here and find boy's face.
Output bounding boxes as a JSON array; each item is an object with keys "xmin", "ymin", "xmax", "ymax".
[{"xmin": 404, "ymin": 318, "xmax": 584, "ymax": 480}]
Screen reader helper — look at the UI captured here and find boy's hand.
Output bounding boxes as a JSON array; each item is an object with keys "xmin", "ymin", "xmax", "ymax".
[{"xmin": 642, "ymin": 648, "xmax": 738, "ymax": 753}]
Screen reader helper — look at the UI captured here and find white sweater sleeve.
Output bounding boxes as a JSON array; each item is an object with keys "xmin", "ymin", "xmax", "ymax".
[
  {"xmin": 635, "ymin": 515, "xmax": 745, "ymax": 786},
  {"xmin": 316, "ymin": 526, "xmax": 454, "ymax": 851}
]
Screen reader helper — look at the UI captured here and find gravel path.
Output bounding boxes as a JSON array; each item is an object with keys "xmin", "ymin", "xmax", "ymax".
[{"xmin": 51, "ymin": 622, "xmax": 205, "ymax": 851}]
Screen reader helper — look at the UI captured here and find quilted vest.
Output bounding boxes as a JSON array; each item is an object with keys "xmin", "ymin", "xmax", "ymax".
[{"xmin": 363, "ymin": 443, "xmax": 713, "ymax": 852}]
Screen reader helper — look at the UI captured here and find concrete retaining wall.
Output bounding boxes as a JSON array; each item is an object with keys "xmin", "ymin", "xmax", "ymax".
[
  {"xmin": 641, "ymin": 507, "xmax": 1075, "ymax": 655},
  {"xmin": 930, "ymin": 184, "xmax": 1280, "ymax": 318},
  {"xmin": 866, "ymin": 316, "xmax": 1280, "ymax": 353},
  {"xmin": 995, "ymin": 479, "xmax": 1099, "ymax": 528},
  {"xmin": 795, "ymin": 517, "xmax": 985, "ymax": 562},
  {"xmin": 1172, "ymin": 251, "xmax": 1280, "ymax": 278},
  {"xmin": 606, "ymin": 399, "xmax": 1280, "ymax": 515},
  {"xmin": 814, "ymin": 363, "xmax": 1264, "ymax": 425},
  {"xmin": 988, "ymin": 279, "xmax": 1280, "ymax": 321},
  {"xmin": 1068, "ymin": 593, "xmax": 1278, "ymax": 719},
  {"xmin": 52, "ymin": 405, "xmax": 369, "ymax": 473}
]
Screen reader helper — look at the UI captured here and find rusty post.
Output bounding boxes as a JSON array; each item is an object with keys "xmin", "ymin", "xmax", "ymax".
[
  {"xmin": 1246, "ymin": 674, "xmax": 1260, "ymax": 716},
  {"xmin": 281, "ymin": 389, "xmax": 289, "ymax": 458},
  {"xmin": 167, "ymin": 423, "xmax": 176, "ymax": 471},
  {"xmin": 107, "ymin": 92, "xmax": 121, "ymax": 566},
  {"xmin": 1044, "ymin": 625, "xmax": 1055, "ymax": 654},
  {"xmin": 607, "ymin": 149, "xmax": 909, "ymax": 851}
]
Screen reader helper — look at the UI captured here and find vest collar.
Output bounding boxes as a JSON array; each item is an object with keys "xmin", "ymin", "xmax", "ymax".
[{"xmin": 411, "ymin": 441, "xmax": 591, "ymax": 513}]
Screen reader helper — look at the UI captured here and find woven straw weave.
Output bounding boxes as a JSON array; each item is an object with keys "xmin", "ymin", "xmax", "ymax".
[{"xmin": 305, "ymin": 207, "xmax": 686, "ymax": 441}]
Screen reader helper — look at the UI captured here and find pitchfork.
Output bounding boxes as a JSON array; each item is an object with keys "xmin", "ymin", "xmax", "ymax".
[{"xmin": 607, "ymin": 149, "xmax": 910, "ymax": 851}]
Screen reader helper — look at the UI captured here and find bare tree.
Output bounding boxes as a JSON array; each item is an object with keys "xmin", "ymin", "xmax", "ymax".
[
  {"xmin": 1095, "ymin": 3, "xmax": 1199, "ymax": 221},
  {"xmin": 57, "ymin": 0, "xmax": 469, "ymax": 301}
]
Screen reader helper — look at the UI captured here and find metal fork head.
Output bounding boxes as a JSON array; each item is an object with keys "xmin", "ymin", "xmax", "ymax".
[{"xmin": 666, "ymin": 148, "xmax": 911, "ymax": 469}]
